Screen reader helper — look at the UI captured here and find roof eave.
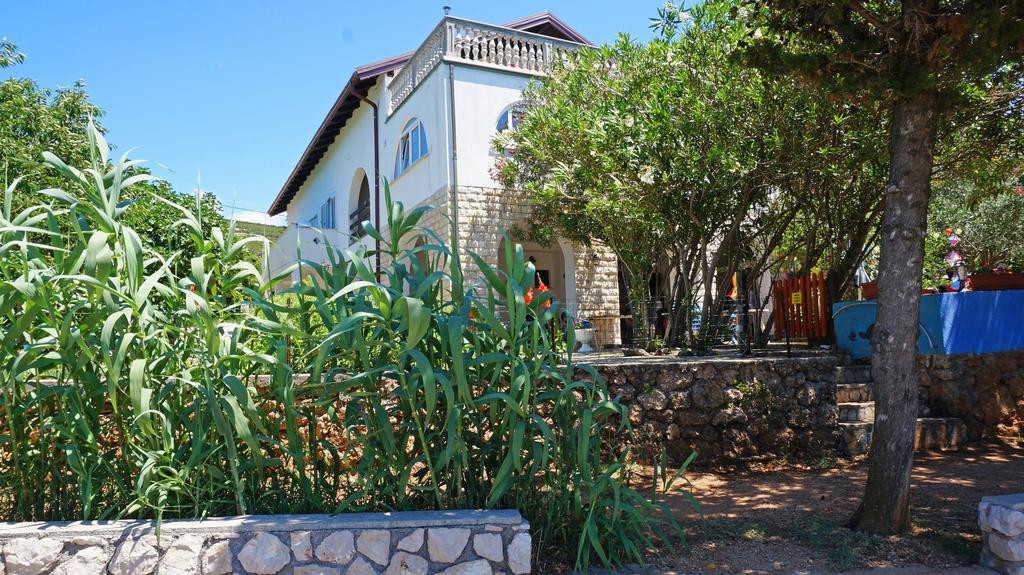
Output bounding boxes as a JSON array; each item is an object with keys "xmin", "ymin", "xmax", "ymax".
[
  {"xmin": 501, "ymin": 11, "xmax": 592, "ymax": 45},
  {"xmin": 267, "ymin": 73, "xmax": 371, "ymax": 216}
]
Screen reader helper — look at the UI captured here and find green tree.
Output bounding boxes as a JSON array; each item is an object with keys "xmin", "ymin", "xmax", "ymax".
[
  {"xmin": 0, "ymin": 42, "xmax": 231, "ymax": 273},
  {"xmin": 0, "ymin": 41, "xmax": 24, "ymax": 69},
  {"xmin": 927, "ymin": 184, "xmax": 1024, "ymax": 277},
  {"xmin": 751, "ymin": 0, "xmax": 1024, "ymax": 533},
  {"xmin": 498, "ymin": 2, "xmax": 815, "ymax": 350}
]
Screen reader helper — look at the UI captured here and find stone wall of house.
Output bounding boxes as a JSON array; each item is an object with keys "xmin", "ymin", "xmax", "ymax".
[
  {"xmin": 378, "ymin": 187, "xmax": 452, "ymax": 271},
  {"xmin": 0, "ymin": 510, "xmax": 530, "ymax": 575},
  {"xmin": 919, "ymin": 350, "xmax": 1024, "ymax": 439},
  {"xmin": 455, "ymin": 185, "xmax": 621, "ymax": 344},
  {"xmin": 591, "ymin": 355, "xmax": 840, "ymax": 464},
  {"xmin": 416, "ymin": 187, "xmax": 453, "ymax": 247}
]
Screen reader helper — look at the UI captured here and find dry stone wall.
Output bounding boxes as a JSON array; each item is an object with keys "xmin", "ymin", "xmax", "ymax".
[
  {"xmin": 979, "ymin": 494, "xmax": 1024, "ymax": 575},
  {"xmin": 590, "ymin": 355, "xmax": 840, "ymax": 464},
  {"xmin": 919, "ymin": 350, "xmax": 1024, "ymax": 439},
  {"xmin": 0, "ymin": 510, "xmax": 530, "ymax": 575}
]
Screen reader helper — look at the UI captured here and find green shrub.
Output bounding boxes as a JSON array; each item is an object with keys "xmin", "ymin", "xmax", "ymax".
[{"xmin": 0, "ymin": 122, "xmax": 694, "ymax": 570}]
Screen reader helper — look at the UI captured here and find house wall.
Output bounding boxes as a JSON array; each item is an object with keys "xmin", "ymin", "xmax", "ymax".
[
  {"xmin": 270, "ymin": 59, "xmax": 621, "ymax": 343},
  {"xmin": 382, "ymin": 68, "xmax": 452, "ymax": 213},
  {"xmin": 268, "ymin": 83, "xmax": 383, "ymax": 283},
  {"xmin": 454, "ymin": 185, "xmax": 620, "ymax": 343},
  {"xmin": 270, "ymin": 69, "xmax": 453, "ymax": 284},
  {"xmin": 447, "ymin": 65, "xmax": 621, "ymax": 340},
  {"xmin": 450, "ymin": 66, "xmax": 531, "ymax": 188}
]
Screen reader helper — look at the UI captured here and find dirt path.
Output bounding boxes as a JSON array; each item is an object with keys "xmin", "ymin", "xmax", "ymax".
[{"xmin": 631, "ymin": 439, "xmax": 1023, "ymax": 574}]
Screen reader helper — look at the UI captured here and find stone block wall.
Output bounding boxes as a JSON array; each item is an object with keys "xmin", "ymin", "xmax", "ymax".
[
  {"xmin": 454, "ymin": 186, "xmax": 621, "ymax": 344},
  {"xmin": 571, "ymin": 243, "xmax": 620, "ymax": 344},
  {"xmin": 919, "ymin": 350, "xmax": 1024, "ymax": 439},
  {"xmin": 415, "ymin": 187, "xmax": 453, "ymax": 248},
  {"xmin": 0, "ymin": 510, "xmax": 530, "ymax": 575},
  {"xmin": 378, "ymin": 187, "xmax": 452, "ymax": 272},
  {"xmin": 979, "ymin": 494, "xmax": 1024, "ymax": 574},
  {"xmin": 591, "ymin": 355, "xmax": 840, "ymax": 464}
]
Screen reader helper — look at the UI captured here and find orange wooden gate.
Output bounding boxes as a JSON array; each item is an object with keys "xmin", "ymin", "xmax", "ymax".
[{"xmin": 772, "ymin": 271, "xmax": 829, "ymax": 340}]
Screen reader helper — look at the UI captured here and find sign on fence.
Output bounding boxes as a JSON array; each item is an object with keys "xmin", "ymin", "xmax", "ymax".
[{"xmin": 773, "ymin": 271, "xmax": 829, "ymax": 341}]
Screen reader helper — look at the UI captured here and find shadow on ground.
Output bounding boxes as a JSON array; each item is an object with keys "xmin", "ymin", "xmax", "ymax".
[{"xmin": 614, "ymin": 439, "xmax": 1023, "ymax": 575}]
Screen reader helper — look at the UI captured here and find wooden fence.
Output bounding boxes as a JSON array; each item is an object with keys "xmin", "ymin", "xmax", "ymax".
[{"xmin": 772, "ymin": 271, "xmax": 829, "ymax": 341}]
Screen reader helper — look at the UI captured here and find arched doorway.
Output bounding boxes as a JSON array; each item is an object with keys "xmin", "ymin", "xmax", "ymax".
[{"xmin": 497, "ymin": 234, "xmax": 570, "ymax": 308}]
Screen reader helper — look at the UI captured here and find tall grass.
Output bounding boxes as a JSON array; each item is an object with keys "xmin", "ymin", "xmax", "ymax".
[{"xmin": 0, "ymin": 123, "xmax": 694, "ymax": 570}]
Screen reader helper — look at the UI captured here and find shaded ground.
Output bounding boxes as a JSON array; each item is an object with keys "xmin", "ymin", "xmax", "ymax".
[{"xmin": 587, "ymin": 439, "xmax": 1023, "ymax": 575}]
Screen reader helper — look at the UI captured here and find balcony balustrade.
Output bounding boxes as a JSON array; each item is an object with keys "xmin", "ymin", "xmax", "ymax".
[{"xmin": 388, "ymin": 16, "xmax": 585, "ymax": 116}]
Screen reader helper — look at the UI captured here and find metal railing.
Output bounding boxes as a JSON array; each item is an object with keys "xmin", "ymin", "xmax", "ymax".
[{"xmin": 349, "ymin": 204, "xmax": 371, "ymax": 243}]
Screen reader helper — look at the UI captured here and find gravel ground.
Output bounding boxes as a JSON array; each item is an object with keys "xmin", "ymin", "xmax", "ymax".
[{"xmin": 572, "ymin": 439, "xmax": 1023, "ymax": 575}]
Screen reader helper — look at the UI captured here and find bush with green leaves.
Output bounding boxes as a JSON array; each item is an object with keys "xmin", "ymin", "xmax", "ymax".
[
  {"xmin": 927, "ymin": 185, "xmax": 1024, "ymax": 277},
  {"xmin": 0, "ymin": 123, "xmax": 694, "ymax": 570}
]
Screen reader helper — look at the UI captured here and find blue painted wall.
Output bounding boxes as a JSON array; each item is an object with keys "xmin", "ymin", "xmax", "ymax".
[{"xmin": 832, "ymin": 290, "xmax": 1024, "ymax": 359}]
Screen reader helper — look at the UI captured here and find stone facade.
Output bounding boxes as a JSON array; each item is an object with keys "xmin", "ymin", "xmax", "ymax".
[
  {"xmin": 0, "ymin": 510, "xmax": 530, "ymax": 575},
  {"xmin": 980, "ymin": 494, "xmax": 1024, "ymax": 575},
  {"xmin": 919, "ymin": 350, "xmax": 1024, "ymax": 439},
  {"xmin": 590, "ymin": 355, "xmax": 840, "ymax": 464},
  {"xmin": 413, "ymin": 186, "xmax": 621, "ymax": 344}
]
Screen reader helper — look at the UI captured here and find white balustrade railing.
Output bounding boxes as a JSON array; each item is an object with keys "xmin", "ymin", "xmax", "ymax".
[{"xmin": 387, "ymin": 16, "xmax": 584, "ymax": 116}]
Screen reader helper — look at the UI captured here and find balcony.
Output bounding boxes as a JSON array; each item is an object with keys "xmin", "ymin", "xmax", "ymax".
[
  {"xmin": 349, "ymin": 204, "xmax": 371, "ymax": 243},
  {"xmin": 387, "ymin": 16, "xmax": 585, "ymax": 116}
]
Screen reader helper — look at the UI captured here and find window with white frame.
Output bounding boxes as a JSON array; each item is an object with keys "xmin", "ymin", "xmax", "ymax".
[{"xmin": 394, "ymin": 118, "xmax": 428, "ymax": 179}]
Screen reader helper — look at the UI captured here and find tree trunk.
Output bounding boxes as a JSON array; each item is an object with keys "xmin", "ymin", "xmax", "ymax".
[{"xmin": 849, "ymin": 89, "xmax": 938, "ymax": 534}]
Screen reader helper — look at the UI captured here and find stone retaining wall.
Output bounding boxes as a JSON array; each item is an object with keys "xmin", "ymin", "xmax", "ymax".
[
  {"xmin": 0, "ymin": 510, "xmax": 530, "ymax": 575},
  {"xmin": 919, "ymin": 350, "xmax": 1024, "ymax": 438},
  {"xmin": 590, "ymin": 355, "xmax": 840, "ymax": 464}
]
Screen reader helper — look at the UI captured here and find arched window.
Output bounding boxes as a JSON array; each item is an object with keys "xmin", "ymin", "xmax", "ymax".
[
  {"xmin": 394, "ymin": 118, "xmax": 428, "ymax": 179},
  {"xmin": 495, "ymin": 102, "xmax": 527, "ymax": 133}
]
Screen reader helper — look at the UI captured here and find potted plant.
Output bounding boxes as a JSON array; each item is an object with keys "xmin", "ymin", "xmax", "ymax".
[
  {"xmin": 967, "ymin": 263, "xmax": 1024, "ymax": 291},
  {"xmin": 574, "ymin": 317, "xmax": 596, "ymax": 353}
]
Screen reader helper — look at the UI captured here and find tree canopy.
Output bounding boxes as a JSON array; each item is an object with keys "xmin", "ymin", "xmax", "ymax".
[{"xmin": 749, "ymin": 0, "xmax": 1024, "ymax": 534}]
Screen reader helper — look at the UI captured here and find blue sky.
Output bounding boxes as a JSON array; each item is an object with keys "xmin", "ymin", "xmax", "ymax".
[{"xmin": 4, "ymin": 1, "xmax": 664, "ymax": 224}]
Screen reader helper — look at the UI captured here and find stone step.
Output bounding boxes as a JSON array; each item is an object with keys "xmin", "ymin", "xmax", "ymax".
[
  {"xmin": 834, "ymin": 365, "xmax": 873, "ymax": 384},
  {"xmin": 838, "ymin": 401, "xmax": 875, "ymax": 423},
  {"xmin": 915, "ymin": 417, "xmax": 968, "ymax": 451},
  {"xmin": 838, "ymin": 417, "xmax": 967, "ymax": 456},
  {"xmin": 839, "ymin": 422, "xmax": 874, "ymax": 456},
  {"xmin": 836, "ymin": 383, "xmax": 873, "ymax": 403}
]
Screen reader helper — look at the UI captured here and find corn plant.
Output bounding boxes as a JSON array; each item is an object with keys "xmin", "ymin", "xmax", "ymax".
[{"xmin": 0, "ymin": 122, "xmax": 695, "ymax": 570}]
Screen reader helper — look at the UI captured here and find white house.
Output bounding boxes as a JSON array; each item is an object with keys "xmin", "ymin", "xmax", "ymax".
[{"xmin": 266, "ymin": 11, "xmax": 621, "ymax": 344}]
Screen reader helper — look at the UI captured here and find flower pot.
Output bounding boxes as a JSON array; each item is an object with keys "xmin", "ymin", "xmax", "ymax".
[
  {"xmin": 967, "ymin": 272, "xmax": 1024, "ymax": 291},
  {"xmin": 574, "ymin": 328, "xmax": 595, "ymax": 353},
  {"xmin": 861, "ymin": 282, "xmax": 877, "ymax": 300},
  {"xmin": 860, "ymin": 282, "xmax": 942, "ymax": 299}
]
